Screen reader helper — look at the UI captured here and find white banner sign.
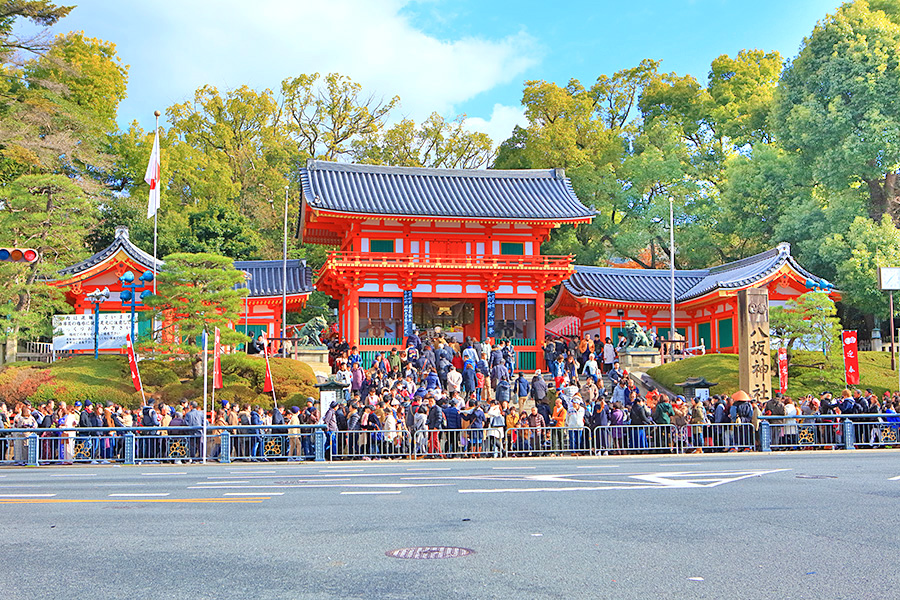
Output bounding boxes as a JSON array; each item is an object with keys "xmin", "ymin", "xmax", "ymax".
[{"xmin": 52, "ymin": 313, "xmax": 131, "ymax": 352}]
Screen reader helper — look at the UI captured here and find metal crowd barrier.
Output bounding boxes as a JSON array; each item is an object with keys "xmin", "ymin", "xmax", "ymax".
[
  {"xmin": 0, "ymin": 425, "xmax": 327, "ymax": 466},
  {"xmin": 760, "ymin": 414, "xmax": 900, "ymax": 451},
  {"xmin": 7, "ymin": 416, "xmax": 900, "ymax": 466},
  {"xmin": 330, "ymin": 430, "xmax": 412, "ymax": 460}
]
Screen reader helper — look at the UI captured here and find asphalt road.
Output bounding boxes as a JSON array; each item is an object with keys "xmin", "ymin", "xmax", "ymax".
[{"xmin": 1, "ymin": 451, "xmax": 898, "ymax": 599}]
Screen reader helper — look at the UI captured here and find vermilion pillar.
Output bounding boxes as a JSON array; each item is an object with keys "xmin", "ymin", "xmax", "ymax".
[{"xmin": 346, "ymin": 288, "xmax": 360, "ymax": 347}]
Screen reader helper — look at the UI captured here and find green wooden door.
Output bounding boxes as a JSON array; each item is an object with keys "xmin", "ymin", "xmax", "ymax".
[{"xmin": 697, "ymin": 322, "xmax": 711, "ymax": 350}]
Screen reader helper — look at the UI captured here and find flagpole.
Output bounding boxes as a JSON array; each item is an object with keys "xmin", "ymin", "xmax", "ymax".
[
  {"xmin": 152, "ymin": 110, "xmax": 160, "ymax": 295},
  {"xmin": 202, "ymin": 329, "xmax": 208, "ymax": 465}
]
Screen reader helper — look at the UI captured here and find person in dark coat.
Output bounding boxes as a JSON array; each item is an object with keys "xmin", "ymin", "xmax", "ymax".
[
  {"xmin": 531, "ymin": 371, "xmax": 548, "ymax": 403},
  {"xmin": 462, "ymin": 362, "xmax": 476, "ymax": 395},
  {"xmin": 495, "ymin": 377, "xmax": 511, "ymax": 405},
  {"xmin": 515, "ymin": 373, "xmax": 530, "ymax": 403}
]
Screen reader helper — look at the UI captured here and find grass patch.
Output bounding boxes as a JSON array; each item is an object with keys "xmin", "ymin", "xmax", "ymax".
[
  {"xmin": 647, "ymin": 350, "xmax": 898, "ymax": 398},
  {"xmin": 0, "ymin": 354, "xmax": 319, "ymax": 409}
]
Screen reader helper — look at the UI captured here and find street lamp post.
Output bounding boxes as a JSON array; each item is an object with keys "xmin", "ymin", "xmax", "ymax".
[
  {"xmin": 119, "ymin": 270, "xmax": 154, "ymax": 343},
  {"xmin": 85, "ymin": 287, "xmax": 110, "ymax": 359}
]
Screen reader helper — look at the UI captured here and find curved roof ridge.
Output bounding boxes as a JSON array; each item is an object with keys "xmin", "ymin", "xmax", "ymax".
[
  {"xmin": 306, "ymin": 159, "xmax": 563, "ymax": 179},
  {"xmin": 301, "ymin": 160, "xmax": 594, "ymax": 221}
]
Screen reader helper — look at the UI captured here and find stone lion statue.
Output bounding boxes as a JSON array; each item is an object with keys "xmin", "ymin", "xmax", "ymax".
[
  {"xmin": 296, "ymin": 315, "xmax": 328, "ymax": 347},
  {"xmin": 624, "ymin": 319, "xmax": 652, "ymax": 349}
]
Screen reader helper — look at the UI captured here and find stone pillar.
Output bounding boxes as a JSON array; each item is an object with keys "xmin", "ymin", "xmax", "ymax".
[{"xmin": 738, "ymin": 288, "xmax": 771, "ymax": 404}]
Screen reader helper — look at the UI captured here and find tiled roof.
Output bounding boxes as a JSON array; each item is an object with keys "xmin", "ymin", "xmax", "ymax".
[
  {"xmin": 59, "ymin": 227, "xmax": 158, "ymax": 276},
  {"xmin": 58, "ymin": 228, "xmax": 313, "ymax": 298},
  {"xmin": 232, "ymin": 260, "xmax": 313, "ymax": 297},
  {"xmin": 300, "ymin": 160, "xmax": 594, "ymax": 221},
  {"xmin": 562, "ymin": 243, "xmax": 825, "ymax": 304}
]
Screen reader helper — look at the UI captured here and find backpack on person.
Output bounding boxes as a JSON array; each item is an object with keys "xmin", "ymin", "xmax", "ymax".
[{"xmin": 142, "ymin": 407, "xmax": 157, "ymax": 428}]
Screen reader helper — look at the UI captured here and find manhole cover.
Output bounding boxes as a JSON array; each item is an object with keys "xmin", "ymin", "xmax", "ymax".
[{"xmin": 386, "ymin": 547, "xmax": 474, "ymax": 560}]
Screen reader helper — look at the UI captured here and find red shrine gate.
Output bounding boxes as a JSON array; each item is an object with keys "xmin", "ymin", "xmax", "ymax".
[{"xmin": 301, "ymin": 161, "xmax": 594, "ymax": 369}]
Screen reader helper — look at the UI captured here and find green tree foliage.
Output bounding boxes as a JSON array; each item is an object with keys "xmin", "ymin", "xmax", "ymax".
[
  {"xmin": 770, "ymin": 292, "xmax": 842, "ymax": 364},
  {"xmin": 820, "ymin": 215, "xmax": 900, "ymax": 318},
  {"xmin": 0, "ymin": 175, "xmax": 94, "ymax": 360},
  {"xmin": 143, "ymin": 253, "xmax": 248, "ymax": 376},
  {"xmin": 280, "ymin": 72, "xmax": 399, "ymax": 161},
  {"xmin": 351, "ymin": 112, "xmax": 496, "ymax": 169},
  {"xmin": 0, "ymin": 1, "xmax": 73, "ymax": 58},
  {"xmin": 773, "ymin": 1, "xmax": 900, "ymax": 224}
]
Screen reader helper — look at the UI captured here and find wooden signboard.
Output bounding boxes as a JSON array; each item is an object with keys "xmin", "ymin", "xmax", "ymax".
[{"xmin": 738, "ymin": 288, "xmax": 771, "ymax": 403}]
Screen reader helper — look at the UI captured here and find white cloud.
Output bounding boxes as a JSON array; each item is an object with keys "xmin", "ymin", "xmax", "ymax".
[
  {"xmin": 463, "ymin": 103, "xmax": 527, "ymax": 146},
  {"xmin": 90, "ymin": 0, "xmax": 540, "ymax": 129}
]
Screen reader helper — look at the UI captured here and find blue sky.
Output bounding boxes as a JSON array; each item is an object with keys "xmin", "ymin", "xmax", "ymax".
[{"xmin": 35, "ymin": 0, "xmax": 842, "ymax": 144}]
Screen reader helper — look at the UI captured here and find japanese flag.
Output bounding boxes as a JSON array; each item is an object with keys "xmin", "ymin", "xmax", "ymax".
[
  {"xmin": 144, "ymin": 128, "xmax": 161, "ymax": 218},
  {"xmin": 261, "ymin": 333, "xmax": 274, "ymax": 394}
]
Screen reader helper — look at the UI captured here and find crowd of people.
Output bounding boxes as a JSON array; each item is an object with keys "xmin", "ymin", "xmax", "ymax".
[{"xmin": 4, "ymin": 330, "xmax": 900, "ymax": 464}]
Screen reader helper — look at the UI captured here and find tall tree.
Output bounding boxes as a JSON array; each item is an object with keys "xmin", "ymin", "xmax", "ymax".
[
  {"xmin": 773, "ymin": 0, "xmax": 900, "ymax": 224},
  {"xmin": 0, "ymin": 174, "xmax": 94, "ymax": 361},
  {"xmin": 351, "ymin": 112, "xmax": 496, "ymax": 169},
  {"xmin": 143, "ymin": 252, "xmax": 248, "ymax": 376},
  {"xmin": 280, "ymin": 72, "xmax": 399, "ymax": 161}
]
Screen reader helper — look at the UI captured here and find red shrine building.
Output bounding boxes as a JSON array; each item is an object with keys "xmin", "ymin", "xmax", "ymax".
[
  {"xmin": 550, "ymin": 242, "xmax": 840, "ymax": 354},
  {"xmin": 300, "ymin": 161, "xmax": 594, "ymax": 368},
  {"xmin": 51, "ymin": 227, "xmax": 313, "ymax": 350}
]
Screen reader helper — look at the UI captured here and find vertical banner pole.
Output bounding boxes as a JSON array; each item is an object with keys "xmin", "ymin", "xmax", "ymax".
[{"xmin": 202, "ymin": 329, "xmax": 208, "ymax": 465}]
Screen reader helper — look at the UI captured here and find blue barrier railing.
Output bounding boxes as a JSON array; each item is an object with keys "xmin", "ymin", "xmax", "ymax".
[{"xmin": 0, "ymin": 424, "xmax": 327, "ymax": 466}]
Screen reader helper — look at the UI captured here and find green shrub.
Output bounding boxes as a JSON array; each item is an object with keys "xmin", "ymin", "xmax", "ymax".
[{"xmin": 140, "ymin": 361, "xmax": 181, "ymax": 387}]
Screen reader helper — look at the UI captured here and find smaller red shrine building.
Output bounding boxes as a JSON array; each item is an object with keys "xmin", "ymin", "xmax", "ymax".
[
  {"xmin": 300, "ymin": 161, "xmax": 594, "ymax": 369},
  {"xmin": 550, "ymin": 242, "xmax": 840, "ymax": 354},
  {"xmin": 51, "ymin": 227, "xmax": 313, "ymax": 350}
]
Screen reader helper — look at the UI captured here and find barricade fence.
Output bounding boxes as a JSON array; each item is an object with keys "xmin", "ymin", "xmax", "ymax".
[
  {"xmin": 5, "ymin": 416, "xmax": 900, "ymax": 465},
  {"xmin": 0, "ymin": 425, "xmax": 328, "ymax": 466}
]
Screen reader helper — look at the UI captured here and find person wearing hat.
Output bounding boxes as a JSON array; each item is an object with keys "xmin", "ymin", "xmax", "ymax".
[
  {"xmin": 566, "ymin": 395, "xmax": 586, "ymax": 454},
  {"xmin": 730, "ymin": 390, "xmax": 754, "ymax": 451},
  {"xmin": 689, "ymin": 397, "xmax": 706, "ymax": 453},
  {"xmin": 652, "ymin": 394, "xmax": 675, "ymax": 452}
]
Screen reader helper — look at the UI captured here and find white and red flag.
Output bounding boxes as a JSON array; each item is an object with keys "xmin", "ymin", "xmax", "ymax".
[
  {"xmin": 842, "ymin": 331, "xmax": 860, "ymax": 385},
  {"xmin": 261, "ymin": 333, "xmax": 275, "ymax": 395},
  {"xmin": 213, "ymin": 327, "xmax": 223, "ymax": 390},
  {"xmin": 144, "ymin": 128, "xmax": 161, "ymax": 218},
  {"xmin": 777, "ymin": 347, "xmax": 788, "ymax": 393}
]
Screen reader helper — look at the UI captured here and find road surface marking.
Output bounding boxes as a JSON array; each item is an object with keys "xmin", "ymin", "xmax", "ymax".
[
  {"xmin": 0, "ymin": 498, "xmax": 265, "ymax": 504},
  {"xmin": 229, "ymin": 470, "xmax": 276, "ymax": 474},
  {"xmin": 406, "ymin": 467, "xmax": 452, "ymax": 471},
  {"xmin": 341, "ymin": 491, "xmax": 401, "ymax": 495},
  {"xmin": 224, "ymin": 492, "xmax": 284, "ymax": 496},
  {"xmin": 195, "ymin": 480, "xmax": 250, "ymax": 484},
  {"xmin": 141, "ymin": 472, "xmax": 187, "ymax": 476},
  {"xmin": 0, "ymin": 494, "xmax": 56, "ymax": 498},
  {"xmin": 576, "ymin": 465, "xmax": 620, "ymax": 468},
  {"xmin": 50, "ymin": 473, "xmax": 97, "ymax": 477},
  {"xmin": 188, "ymin": 483, "xmax": 450, "ymax": 490},
  {"xmin": 108, "ymin": 493, "xmax": 171, "ymax": 497},
  {"xmin": 889, "ymin": 475, "xmax": 900, "ymax": 481},
  {"xmin": 492, "ymin": 466, "xmax": 535, "ymax": 470}
]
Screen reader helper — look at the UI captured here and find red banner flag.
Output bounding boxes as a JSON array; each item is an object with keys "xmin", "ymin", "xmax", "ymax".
[
  {"xmin": 842, "ymin": 330, "xmax": 860, "ymax": 385},
  {"xmin": 126, "ymin": 334, "xmax": 143, "ymax": 393},
  {"xmin": 261, "ymin": 333, "xmax": 274, "ymax": 394},
  {"xmin": 213, "ymin": 327, "xmax": 223, "ymax": 390},
  {"xmin": 777, "ymin": 347, "xmax": 788, "ymax": 393}
]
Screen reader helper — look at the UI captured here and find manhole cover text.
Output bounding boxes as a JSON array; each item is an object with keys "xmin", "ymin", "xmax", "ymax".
[{"xmin": 386, "ymin": 547, "xmax": 474, "ymax": 559}]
